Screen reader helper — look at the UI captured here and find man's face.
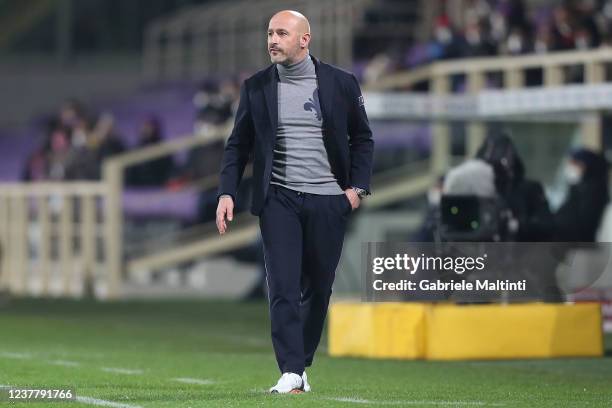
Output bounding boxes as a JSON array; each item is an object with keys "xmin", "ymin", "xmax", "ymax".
[{"xmin": 267, "ymin": 15, "xmax": 303, "ymax": 65}]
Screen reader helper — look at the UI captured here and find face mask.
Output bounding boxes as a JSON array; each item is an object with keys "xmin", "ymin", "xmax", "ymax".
[
  {"xmin": 435, "ymin": 27, "xmax": 452, "ymax": 44},
  {"xmin": 466, "ymin": 29, "xmax": 480, "ymax": 45},
  {"xmin": 507, "ymin": 34, "xmax": 522, "ymax": 53},
  {"xmin": 564, "ymin": 164, "xmax": 582, "ymax": 185},
  {"xmin": 576, "ymin": 36, "xmax": 588, "ymax": 50},
  {"xmin": 428, "ymin": 189, "xmax": 441, "ymax": 206},
  {"xmin": 72, "ymin": 130, "xmax": 87, "ymax": 147}
]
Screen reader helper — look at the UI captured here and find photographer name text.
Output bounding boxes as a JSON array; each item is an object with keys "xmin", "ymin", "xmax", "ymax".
[{"xmin": 372, "ymin": 279, "xmax": 527, "ymax": 292}]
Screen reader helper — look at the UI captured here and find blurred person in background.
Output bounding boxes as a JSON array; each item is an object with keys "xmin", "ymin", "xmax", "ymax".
[
  {"xmin": 440, "ymin": 132, "xmax": 553, "ymax": 241},
  {"xmin": 46, "ymin": 127, "xmax": 72, "ymax": 180},
  {"xmin": 216, "ymin": 10, "xmax": 373, "ymax": 394},
  {"xmin": 477, "ymin": 132, "xmax": 560, "ymax": 301},
  {"xmin": 94, "ymin": 113, "xmax": 126, "ymax": 168},
  {"xmin": 551, "ymin": 4, "xmax": 577, "ymax": 50},
  {"xmin": 23, "ymin": 118, "xmax": 64, "ymax": 181},
  {"xmin": 127, "ymin": 116, "xmax": 175, "ymax": 187},
  {"xmin": 22, "ymin": 147, "xmax": 48, "ymax": 181},
  {"xmin": 476, "ymin": 132, "xmax": 554, "ymax": 242},
  {"xmin": 59, "ymin": 99, "xmax": 87, "ymax": 131},
  {"xmin": 555, "ymin": 148, "xmax": 610, "ymax": 242},
  {"xmin": 193, "ymin": 79, "xmax": 235, "ymax": 136},
  {"xmin": 442, "ymin": 132, "xmax": 559, "ymax": 301},
  {"xmin": 190, "ymin": 79, "xmax": 242, "ymax": 222},
  {"xmin": 25, "ymin": 99, "xmax": 128, "ymax": 182},
  {"xmin": 65, "ymin": 112, "xmax": 125, "ymax": 180},
  {"xmin": 403, "ymin": 0, "xmax": 611, "ymax": 72}
]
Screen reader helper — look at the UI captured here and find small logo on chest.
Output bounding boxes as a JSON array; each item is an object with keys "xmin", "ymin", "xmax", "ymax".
[{"xmin": 303, "ymin": 89, "xmax": 322, "ymax": 121}]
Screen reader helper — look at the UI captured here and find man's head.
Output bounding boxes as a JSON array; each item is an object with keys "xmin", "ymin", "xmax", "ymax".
[{"xmin": 267, "ymin": 10, "xmax": 311, "ymax": 65}]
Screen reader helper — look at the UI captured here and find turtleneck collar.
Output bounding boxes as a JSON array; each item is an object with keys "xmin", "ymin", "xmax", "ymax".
[{"xmin": 276, "ymin": 53, "xmax": 315, "ymax": 78}]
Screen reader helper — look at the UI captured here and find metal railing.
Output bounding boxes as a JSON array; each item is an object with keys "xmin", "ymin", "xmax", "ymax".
[
  {"xmin": 0, "ymin": 182, "xmax": 111, "ymax": 298},
  {"xmin": 102, "ymin": 125, "xmax": 234, "ymax": 286},
  {"xmin": 366, "ymin": 47, "xmax": 612, "ymax": 159}
]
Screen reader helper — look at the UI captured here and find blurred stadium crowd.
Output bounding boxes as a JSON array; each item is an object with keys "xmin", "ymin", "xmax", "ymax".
[
  {"xmin": 24, "ymin": 1, "xmax": 612, "ymax": 180},
  {"xmin": 22, "ymin": 78, "xmax": 239, "ymax": 187},
  {"xmin": 363, "ymin": 0, "xmax": 612, "ymax": 83},
  {"xmin": 20, "ymin": 79, "xmax": 244, "ymax": 223},
  {"xmin": 13, "ymin": 0, "xmax": 612, "ymax": 247}
]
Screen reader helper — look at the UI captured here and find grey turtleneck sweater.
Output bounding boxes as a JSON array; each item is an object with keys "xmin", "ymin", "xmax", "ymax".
[{"xmin": 270, "ymin": 54, "xmax": 344, "ymax": 195}]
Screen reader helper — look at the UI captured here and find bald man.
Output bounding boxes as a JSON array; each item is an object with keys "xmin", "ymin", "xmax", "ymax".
[{"xmin": 216, "ymin": 10, "xmax": 374, "ymax": 394}]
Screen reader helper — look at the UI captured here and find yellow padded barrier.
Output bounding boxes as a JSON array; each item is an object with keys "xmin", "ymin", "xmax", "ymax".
[
  {"xmin": 329, "ymin": 303, "xmax": 427, "ymax": 359},
  {"xmin": 328, "ymin": 302, "xmax": 603, "ymax": 360},
  {"xmin": 426, "ymin": 303, "xmax": 603, "ymax": 360}
]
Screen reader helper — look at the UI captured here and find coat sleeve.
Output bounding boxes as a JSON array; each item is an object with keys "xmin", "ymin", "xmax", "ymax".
[
  {"xmin": 217, "ymin": 82, "xmax": 255, "ymax": 201},
  {"xmin": 346, "ymin": 74, "xmax": 374, "ymax": 195}
]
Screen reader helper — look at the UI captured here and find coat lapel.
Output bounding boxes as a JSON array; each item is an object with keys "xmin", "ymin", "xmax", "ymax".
[
  {"xmin": 312, "ymin": 55, "xmax": 334, "ymax": 132},
  {"xmin": 262, "ymin": 65, "xmax": 278, "ymax": 142}
]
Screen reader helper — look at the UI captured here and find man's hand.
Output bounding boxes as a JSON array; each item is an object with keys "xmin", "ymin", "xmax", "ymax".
[
  {"xmin": 216, "ymin": 196, "xmax": 234, "ymax": 235},
  {"xmin": 344, "ymin": 188, "xmax": 360, "ymax": 211}
]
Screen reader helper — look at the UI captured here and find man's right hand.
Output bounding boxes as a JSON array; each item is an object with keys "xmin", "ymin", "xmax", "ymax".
[{"xmin": 216, "ymin": 196, "xmax": 234, "ymax": 235}]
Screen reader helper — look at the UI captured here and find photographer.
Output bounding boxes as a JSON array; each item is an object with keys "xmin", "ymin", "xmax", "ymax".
[{"xmin": 475, "ymin": 132, "xmax": 554, "ymax": 242}]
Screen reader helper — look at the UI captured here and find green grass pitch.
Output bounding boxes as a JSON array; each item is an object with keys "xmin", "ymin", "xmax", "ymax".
[{"xmin": 0, "ymin": 298, "xmax": 611, "ymax": 407}]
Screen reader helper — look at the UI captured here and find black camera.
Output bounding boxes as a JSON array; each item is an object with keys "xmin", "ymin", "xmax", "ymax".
[{"xmin": 438, "ymin": 195, "xmax": 510, "ymax": 242}]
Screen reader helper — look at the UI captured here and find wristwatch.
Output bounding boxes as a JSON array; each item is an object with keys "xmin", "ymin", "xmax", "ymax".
[{"xmin": 352, "ymin": 187, "xmax": 367, "ymax": 199}]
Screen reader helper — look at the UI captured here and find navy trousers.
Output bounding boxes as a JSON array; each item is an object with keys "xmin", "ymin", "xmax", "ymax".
[{"xmin": 259, "ymin": 184, "xmax": 351, "ymax": 375}]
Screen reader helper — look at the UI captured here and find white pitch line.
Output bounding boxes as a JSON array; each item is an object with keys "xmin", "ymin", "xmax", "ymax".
[
  {"xmin": 100, "ymin": 367, "xmax": 144, "ymax": 375},
  {"xmin": 48, "ymin": 359, "xmax": 81, "ymax": 367},
  {"xmin": 331, "ymin": 397, "xmax": 373, "ymax": 404},
  {"xmin": 326, "ymin": 397, "xmax": 505, "ymax": 406},
  {"xmin": 0, "ymin": 351, "xmax": 33, "ymax": 359},
  {"xmin": 171, "ymin": 377, "xmax": 215, "ymax": 385},
  {"xmin": 75, "ymin": 396, "xmax": 143, "ymax": 408}
]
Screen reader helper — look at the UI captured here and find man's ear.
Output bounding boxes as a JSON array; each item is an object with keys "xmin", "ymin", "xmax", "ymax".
[{"xmin": 301, "ymin": 33, "xmax": 311, "ymax": 49}]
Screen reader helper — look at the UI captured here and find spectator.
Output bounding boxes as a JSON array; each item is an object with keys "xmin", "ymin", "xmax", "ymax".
[
  {"xmin": 555, "ymin": 148, "xmax": 609, "ymax": 242},
  {"xmin": 22, "ymin": 148, "xmax": 48, "ymax": 181},
  {"xmin": 59, "ymin": 99, "xmax": 87, "ymax": 131},
  {"xmin": 127, "ymin": 116, "xmax": 174, "ymax": 187},
  {"xmin": 65, "ymin": 112, "xmax": 125, "ymax": 180},
  {"xmin": 47, "ymin": 127, "xmax": 72, "ymax": 180},
  {"xmin": 94, "ymin": 113, "xmax": 126, "ymax": 165},
  {"xmin": 193, "ymin": 79, "xmax": 234, "ymax": 136},
  {"xmin": 400, "ymin": 0, "xmax": 612, "ymax": 75},
  {"xmin": 550, "ymin": 4, "xmax": 577, "ymax": 51}
]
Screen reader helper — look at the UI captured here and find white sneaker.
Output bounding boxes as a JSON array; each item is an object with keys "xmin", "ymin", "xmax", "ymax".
[
  {"xmin": 302, "ymin": 371, "xmax": 311, "ymax": 392},
  {"xmin": 269, "ymin": 372, "xmax": 304, "ymax": 394}
]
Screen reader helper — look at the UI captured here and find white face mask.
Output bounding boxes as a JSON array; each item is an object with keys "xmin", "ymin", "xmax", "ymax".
[
  {"xmin": 435, "ymin": 27, "xmax": 452, "ymax": 44},
  {"xmin": 507, "ymin": 34, "xmax": 522, "ymax": 53},
  {"xmin": 428, "ymin": 189, "xmax": 441, "ymax": 206},
  {"xmin": 564, "ymin": 164, "xmax": 583, "ymax": 185}
]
